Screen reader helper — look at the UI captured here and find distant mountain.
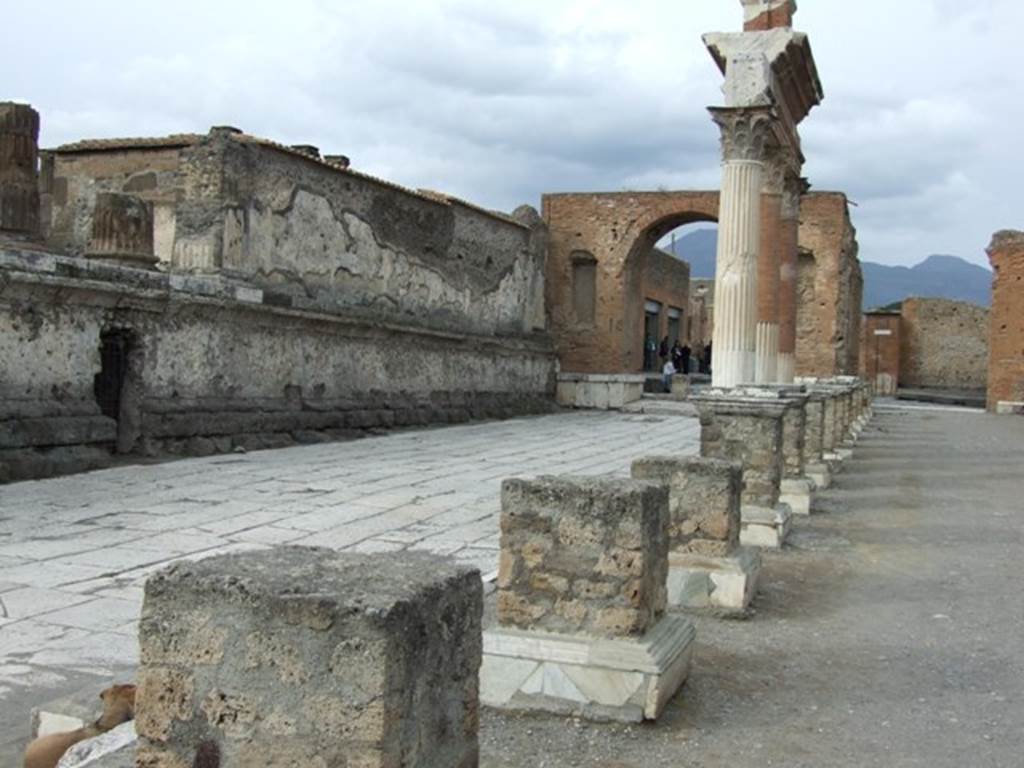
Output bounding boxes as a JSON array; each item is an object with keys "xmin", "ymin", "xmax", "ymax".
[
  {"xmin": 662, "ymin": 229, "xmax": 992, "ymax": 308},
  {"xmin": 861, "ymin": 255, "xmax": 992, "ymax": 309},
  {"xmin": 663, "ymin": 228, "xmax": 717, "ymax": 278}
]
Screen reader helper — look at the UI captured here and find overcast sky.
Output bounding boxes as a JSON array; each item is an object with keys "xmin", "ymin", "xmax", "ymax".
[{"xmin": 6, "ymin": 0, "xmax": 1021, "ymax": 267}]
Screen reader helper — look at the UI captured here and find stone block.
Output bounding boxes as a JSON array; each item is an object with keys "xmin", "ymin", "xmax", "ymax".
[
  {"xmin": 631, "ymin": 456, "xmax": 758, "ymax": 614},
  {"xmin": 739, "ymin": 503, "xmax": 792, "ymax": 549},
  {"xmin": 665, "ymin": 546, "xmax": 761, "ymax": 617},
  {"xmin": 497, "ymin": 476, "xmax": 668, "ymax": 638},
  {"xmin": 780, "ymin": 477, "xmax": 814, "ymax": 516},
  {"xmin": 630, "ymin": 456, "xmax": 740, "ymax": 555},
  {"xmin": 485, "ymin": 475, "xmax": 694, "ymax": 722},
  {"xmin": 137, "ymin": 546, "xmax": 482, "ymax": 767},
  {"xmin": 692, "ymin": 393, "xmax": 787, "ymax": 509}
]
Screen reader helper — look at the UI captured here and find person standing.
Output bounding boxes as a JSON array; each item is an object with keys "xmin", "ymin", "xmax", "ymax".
[
  {"xmin": 662, "ymin": 358, "xmax": 676, "ymax": 393},
  {"xmin": 680, "ymin": 342, "xmax": 692, "ymax": 376}
]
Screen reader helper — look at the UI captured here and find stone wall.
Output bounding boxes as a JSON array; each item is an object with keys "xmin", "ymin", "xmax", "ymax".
[
  {"xmin": 987, "ymin": 230, "xmax": 1024, "ymax": 411},
  {"xmin": 543, "ymin": 191, "xmax": 718, "ymax": 373},
  {"xmin": 0, "ymin": 247, "xmax": 556, "ymax": 482},
  {"xmin": 45, "ymin": 129, "xmax": 547, "ymax": 339},
  {"xmin": 898, "ymin": 298, "xmax": 989, "ymax": 391},
  {"xmin": 795, "ymin": 192, "xmax": 862, "ymax": 378}
]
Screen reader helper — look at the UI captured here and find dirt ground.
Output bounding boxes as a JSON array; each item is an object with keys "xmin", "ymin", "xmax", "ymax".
[{"xmin": 480, "ymin": 405, "xmax": 1024, "ymax": 767}]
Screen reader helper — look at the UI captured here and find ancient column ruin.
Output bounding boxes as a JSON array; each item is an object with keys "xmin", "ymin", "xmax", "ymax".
[
  {"xmin": 777, "ymin": 173, "xmax": 805, "ymax": 382},
  {"xmin": 704, "ymin": 0, "xmax": 822, "ymax": 388},
  {"xmin": 0, "ymin": 102, "xmax": 40, "ymax": 242},
  {"xmin": 85, "ymin": 192, "xmax": 157, "ymax": 268},
  {"xmin": 631, "ymin": 456, "xmax": 761, "ymax": 615},
  {"xmin": 136, "ymin": 547, "xmax": 483, "ymax": 767},
  {"xmin": 481, "ymin": 476, "xmax": 695, "ymax": 722},
  {"xmin": 692, "ymin": 392, "xmax": 793, "ymax": 547}
]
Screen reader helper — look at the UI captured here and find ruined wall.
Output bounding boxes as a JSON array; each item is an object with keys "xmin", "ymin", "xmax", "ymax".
[
  {"xmin": 0, "ymin": 248, "xmax": 555, "ymax": 482},
  {"xmin": 795, "ymin": 192, "xmax": 862, "ymax": 377},
  {"xmin": 543, "ymin": 191, "xmax": 718, "ymax": 374},
  {"xmin": 860, "ymin": 312, "xmax": 901, "ymax": 395},
  {"xmin": 45, "ymin": 130, "xmax": 547, "ymax": 339},
  {"xmin": 642, "ymin": 247, "xmax": 690, "ymax": 346},
  {"xmin": 898, "ymin": 298, "xmax": 989, "ymax": 391},
  {"xmin": 986, "ymin": 230, "xmax": 1024, "ymax": 411}
]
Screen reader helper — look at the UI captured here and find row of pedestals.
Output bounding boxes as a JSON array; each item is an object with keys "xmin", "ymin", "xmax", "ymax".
[{"xmin": 130, "ymin": 378, "xmax": 872, "ymax": 765}]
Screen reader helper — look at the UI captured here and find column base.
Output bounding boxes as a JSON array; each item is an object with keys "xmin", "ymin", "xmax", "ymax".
[
  {"xmin": 779, "ymin": 477, "xmax": 815, "ymax": 515},
  {"xmin": 740, "ymin": 503, "xmax": 792, "ymax": 549},
  {"xmin": 776, "ymin": 352, "xmax": 795, "ymax": 384},
  {"xmin": 481, "ymin": 615, "xmax": 696, "ymax": 723},
  {"xmin": 666, "ymin": 547, "xmax": 761, "ymax": 617},
  {"xmin": 805, "ymin": 462, "xmax": 831, "ymax": 490}
]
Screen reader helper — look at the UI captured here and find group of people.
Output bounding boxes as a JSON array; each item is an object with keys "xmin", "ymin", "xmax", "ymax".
[{"xmin": 647, "ymin": 336, "xmax": 712, "ymax": 392}]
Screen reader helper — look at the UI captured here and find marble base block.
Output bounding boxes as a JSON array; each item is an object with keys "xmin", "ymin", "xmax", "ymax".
[
  {"xmin": 740, "ymin": 503, "xmax": 792, "ymax": 548},
  {"xmin": 666, "ymin": 547, "xmax": 761, "ymax": 616},
  {"xmin": 779, "ymin": 477, "xmax": 815, "ymax": 516},
  {"xmin": 481, "ymin": 615, "xmax": 696, "ymax": 723},
  {"xmin": 805, "ymin": 462, "xmax": 831, "ymax": 490}
]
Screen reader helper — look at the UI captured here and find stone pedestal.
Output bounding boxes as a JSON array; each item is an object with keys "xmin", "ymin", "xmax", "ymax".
[
  {"xmin": 632, "ymin": 456, "xmax": 760, "ymax": 616},
  {"xmin": 709, "ymin": 108, "xmax": 774, "ymax": 388},
  {"xmin": 86, "ymin": 192, "xmax": 158, "ymax": 269},
  {"xmin": 481, "ymin": 476, "xmax": 695, "ymax": 722},
  {"xmin": 0, "ymin": 102, "xmax": 40, "ymax": 241},
  {"xmin": 693, "ymin": 393, "xmax": 792, "ymax": 548},
  {"xmin": 802, "ymin": 393, "xmax": 831, "ymax": 490},
  {"xmin": 137, "ymin": 547, "xmax": 482, "ymax": 768},
  {"xmin": 556, "ymin": 373, "xmax": 645, "ymax": 410},
  {"xmin": 670, "ymin": 373, "xmax": 691, "ymax": 400}
]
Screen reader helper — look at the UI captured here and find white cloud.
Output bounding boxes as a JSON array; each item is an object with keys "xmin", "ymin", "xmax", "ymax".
[{"xmin": 3, "ymin": 0, "xmax": 1019, "ymax": 267}]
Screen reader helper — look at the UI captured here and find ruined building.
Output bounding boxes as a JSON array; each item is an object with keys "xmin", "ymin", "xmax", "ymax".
[{"xmin": 0, "ymin": 103, "xmax": 555, "ymax": 481}]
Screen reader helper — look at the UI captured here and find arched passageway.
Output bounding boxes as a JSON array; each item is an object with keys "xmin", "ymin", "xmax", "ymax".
[{"xmin": 543, "ymin": 191, "xmax": 719, "ymax": 374}]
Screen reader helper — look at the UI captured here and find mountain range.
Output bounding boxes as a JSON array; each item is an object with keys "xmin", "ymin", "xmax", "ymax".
[{"xmin": 662, "ymin": 228, "xmax": 993, "ymax": 308}]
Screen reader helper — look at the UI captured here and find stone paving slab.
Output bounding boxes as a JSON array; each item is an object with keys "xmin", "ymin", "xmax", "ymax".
[{"xmin": 0, "ymin": 409, "xmax": 697, "ymax": 757}]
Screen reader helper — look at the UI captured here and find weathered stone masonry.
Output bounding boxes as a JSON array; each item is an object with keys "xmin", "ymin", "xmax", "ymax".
[{"xmin": 1, "ymin": 113, "xmax": 557, "ymax": 482}]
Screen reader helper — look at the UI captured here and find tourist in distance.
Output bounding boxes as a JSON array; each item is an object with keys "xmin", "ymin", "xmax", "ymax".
[{"xmin": 662, "ymin": 358, "xmax": 676, "ymax": 393}]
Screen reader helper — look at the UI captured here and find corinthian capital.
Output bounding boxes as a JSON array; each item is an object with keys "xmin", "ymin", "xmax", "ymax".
[
  {"xmin": 761, "ymin": 143, "xmax": 799, "ymax": 194},
  {"xmin": 781, "ymin": 173, "xmax": 809, "ymax": 220},
  {"xmin": 708, "ymin": 106, "xmax": 776, "ymax": 163}
]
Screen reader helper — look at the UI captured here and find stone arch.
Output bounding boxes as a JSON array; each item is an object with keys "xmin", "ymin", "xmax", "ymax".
[{"xmin": 543, "ymin": 191, "xmax": 719, "ymax": 373}]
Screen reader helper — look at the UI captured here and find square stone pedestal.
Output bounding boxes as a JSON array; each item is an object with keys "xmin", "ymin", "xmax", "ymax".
[
  {"xmin": 666, "ymin": 547, "xmax": 761, "ymax": 617},
  {"xmin": 780, "ymin": 477, "xmax": 815, "ymax": 515},
  {"xmin": 481, "ymin": 615, "xmax": 695, "ymax": 723},
  {"xmin": 136, "ymin": 547, "xmax": 482, "ymax": 768},
  {"xmin": 740, "ymin": 504, "xmax": 792, "ymax": 548},
  {"xmin": 805, "ymin": 461, "xmax": 831, "ymax": 490},
  {"xmin": 484, "ymin": 476, "xmax": 695, "ymax": 722},
  {"xmin": 556, "ymin": 373, "xmax": 645, "ymax": 410}
]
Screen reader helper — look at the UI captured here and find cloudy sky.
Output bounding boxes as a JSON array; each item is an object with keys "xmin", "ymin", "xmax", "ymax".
[{"xmin": 6, "ymin": 0, "xmax": 1021, "ymax": 267}]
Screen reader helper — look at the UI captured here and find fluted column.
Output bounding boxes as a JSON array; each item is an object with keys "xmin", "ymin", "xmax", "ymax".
[
  {"xmin": 710, "ymin": 107, "xmax": 774, "ymax": 388},
  {"xmin": 777, "ymin": 173, "xmax": 804, "ymax": 382},
  {"xmin": 0, "ymin": 102, "xmax": 40, "ymax": 240}
]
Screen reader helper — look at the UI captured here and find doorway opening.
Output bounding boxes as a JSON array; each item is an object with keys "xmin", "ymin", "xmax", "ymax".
[{"xmin": 94, "ymin": 329, "xmax": 135, "ymax": 422}]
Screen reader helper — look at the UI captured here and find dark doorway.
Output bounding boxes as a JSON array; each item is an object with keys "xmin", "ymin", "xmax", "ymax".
[{"xmin": 94, "ymin": 329, "xmax": 134, "ymax": 421}]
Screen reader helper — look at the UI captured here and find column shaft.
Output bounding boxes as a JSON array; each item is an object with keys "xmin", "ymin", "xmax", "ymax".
[
  {"xmin": 755, "ymin": 192, "xmax": 782, "ymax": 382},
  {"xmin": 712, "ymin": 159, "xmax": 762, "ymax": 388}
]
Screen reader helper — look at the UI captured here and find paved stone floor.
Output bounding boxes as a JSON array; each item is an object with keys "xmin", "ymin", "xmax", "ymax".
[{"xmin": 0, "ymin": 410, "xmax": 699, "ymax": 760}]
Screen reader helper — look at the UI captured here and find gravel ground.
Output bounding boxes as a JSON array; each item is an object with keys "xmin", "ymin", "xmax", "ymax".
[{"xmin": 480, "ymin": 405, "xmax": 1024, "ymax": 767}]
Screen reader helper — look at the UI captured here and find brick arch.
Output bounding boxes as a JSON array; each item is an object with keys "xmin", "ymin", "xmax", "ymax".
[{"xmin": 543, "ymin": 191, "xmax": 719, "ymax": 373}]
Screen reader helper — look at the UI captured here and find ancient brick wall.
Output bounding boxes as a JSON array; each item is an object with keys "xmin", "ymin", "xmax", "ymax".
[
  {"xmin": 898, "ymin": 298, "xmax": 989, "ymax": 391},
  {"xmin": 795, "ymin": 192, "xmax": 862, "ymax": 377},
  {"xmin": 986, "ymin": 231, "xmax": 1024, "ymax": 411},
  {"xmin": 860, "ymin": 312, "xmax": 901, "ymax": 395},
  {"xmin": 543, "ymin": 191, "xmax": 718, "ymax": 374},
  {"xmin": 643, "ymin": 248, "xmax": 690, "ymax": 348}
]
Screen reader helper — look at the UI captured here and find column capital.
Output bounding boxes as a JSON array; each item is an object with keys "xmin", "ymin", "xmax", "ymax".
[
  {"xmin": 709, "ymin": 106, "xmax": 776, "ymax": 163},
  {"xmin": 780, "ymin": 171, "xmax": 805, "ymax": 219}
]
